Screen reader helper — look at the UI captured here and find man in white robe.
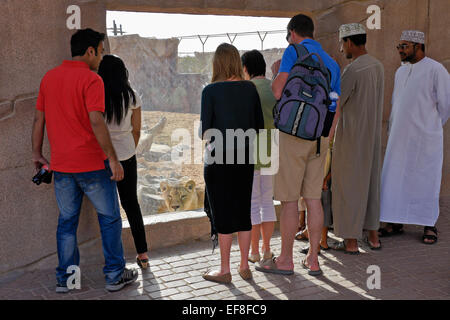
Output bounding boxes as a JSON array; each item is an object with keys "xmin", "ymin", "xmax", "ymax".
[{"xmin": 380, "ymin": 30, "xmax": 450, "ymax": 244}]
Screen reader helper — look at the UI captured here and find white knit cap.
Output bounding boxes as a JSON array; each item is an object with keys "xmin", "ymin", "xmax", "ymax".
[
  {"xmin": 339, "ymin": 23, "xmax": 366, "ymax": 40},
  {"xmin": 400, "ymin": 30, "xmax": 425, "ymax": 44}
]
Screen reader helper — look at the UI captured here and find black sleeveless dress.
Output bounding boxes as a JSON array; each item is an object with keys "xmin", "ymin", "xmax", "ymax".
[{"xmin": 200, "ymin": 81, "xmax": 264, "ymax": 234}]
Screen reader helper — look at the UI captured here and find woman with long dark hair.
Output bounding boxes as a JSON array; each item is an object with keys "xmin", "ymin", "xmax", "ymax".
[
  {"xmin": 200, "ymin": 44, "xmax": 265, "ymax": 283},
  {"xmin": 98, "ymin": 54, "xmax": 149, "ymax": 269}
]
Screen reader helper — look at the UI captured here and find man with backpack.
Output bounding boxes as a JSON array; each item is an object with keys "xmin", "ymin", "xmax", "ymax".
[{"xmin": 256, "ymin": 14, "xmax": 340, "ymax": 276}]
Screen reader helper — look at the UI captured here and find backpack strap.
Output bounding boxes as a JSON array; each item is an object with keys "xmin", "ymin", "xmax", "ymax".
[
  {"xmin": 291, "ymin": 43, "xmax": 309, "ymax": 59},
  {"xmin": 293, "ymin": 43, "xmax": 332, "ymax": 93},
  {"xmin": 316, "ymin": 137, "xmax": 321, "ymax": 157}
]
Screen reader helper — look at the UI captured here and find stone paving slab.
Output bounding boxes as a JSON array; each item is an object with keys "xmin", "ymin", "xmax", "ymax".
[{"xmin": 1, "ymin": 201, "xmax": 449, "ymax": 300}]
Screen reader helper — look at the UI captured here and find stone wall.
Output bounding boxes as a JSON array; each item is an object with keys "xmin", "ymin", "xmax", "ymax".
[
  {"xmin": 109, "ymin": 35, "xmax": 208, "ymax": 113},
  {"xmin": 0, "ymin": 0, "xmax": 448, "ymax": 275},
  {"xmin": 0, "ymin": 0, "xmax": 107, "ymax": 275}
]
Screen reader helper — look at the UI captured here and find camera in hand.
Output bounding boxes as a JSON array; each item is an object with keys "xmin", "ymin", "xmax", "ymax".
[{"xmin": 32, "ymin": 164, "xmax": 53, "ymax": 185}]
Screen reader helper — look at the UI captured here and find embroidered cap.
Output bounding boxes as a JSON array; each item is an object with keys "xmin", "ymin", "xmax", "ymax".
[
  {"xmin": 339, "ymin": 23, "xmax": 366, "ymax": 40},
  {"xmin": 400, "ymin": 30, "xmax": 425, "ymax": 44}
]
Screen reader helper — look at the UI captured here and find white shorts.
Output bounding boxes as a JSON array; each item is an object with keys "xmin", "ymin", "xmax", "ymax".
[{"xmin": 251, "ymin": 170, "xmax": 277, "ymax": 225}]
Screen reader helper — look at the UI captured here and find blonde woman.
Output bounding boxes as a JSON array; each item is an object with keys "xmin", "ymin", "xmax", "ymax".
[{"xmin": 200, "ymin": 43, "xmax": 264, "ymax": 283}]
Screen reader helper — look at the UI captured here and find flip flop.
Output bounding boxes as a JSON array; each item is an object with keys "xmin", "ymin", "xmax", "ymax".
[
  {"xmin": 364, "ymin": 237, "xmax": 382, "ymax": 250},
  {"xmin": 378, "ymin": 224, "xmax": 404, "ymax": 237},
  {"xmin": 255, "ymin": 257, "xmax": 294, "ymax": 275},
  {"xmin": 301, "ymin": 259, "xmax": 322, "ymax": 276},
  {"xmin": 330, "ymin": 241, "xmax": 360, "ymax": 255}
]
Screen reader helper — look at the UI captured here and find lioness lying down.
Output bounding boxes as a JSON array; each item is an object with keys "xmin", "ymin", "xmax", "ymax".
[{"xmin": 159, "ymin": 180, "xmax": 205, "ymax": 212}]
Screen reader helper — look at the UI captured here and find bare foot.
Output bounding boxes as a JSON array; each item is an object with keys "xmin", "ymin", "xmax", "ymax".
[
  {"xmin": 344, "ymin": 239, "xmax": 359, "ymax": 253},
  {"xmin": 304, "ymin": 254, "xmax": 320, "ymax": 272},
  {"xmin": 274, "ymin": 256, "xmax": 294, "ymax": 272},
  {"xmin": 368, "ymin": 231, "xmax": 381, "ymax": 248}
]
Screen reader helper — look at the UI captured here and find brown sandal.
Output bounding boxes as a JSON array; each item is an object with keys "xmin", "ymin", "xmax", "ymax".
[
  {"xmin": 202, "ymin": 270, "xmax": 232, "ymax": 284},
  {"xmin": 238, "ymin": 266, "xmax": 253, "ymax": 280},
  {"xmin": 248, "ymin": 253, "xmax": 260, "ymax": 263}
]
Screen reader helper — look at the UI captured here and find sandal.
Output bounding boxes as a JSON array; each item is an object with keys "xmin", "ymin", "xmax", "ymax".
[
  {"xmin": 301, "ymin": 259, "xmax": 322, "ymax": 276},
  {"xmin": 364, "ymin": 237, "xmax": 382, "ymax": 250},
  {"xmin": 248, "ymin": 253, "xmax": 261, "ymax": 263},
  {"xmin": 295, "ymin": 229, "xmax": 309, "ymax": 241},
  {"xmin": 255, "ymin": 257, "xmax": 294, "ymax": 275},
  {"xmin": 136, "ymin": 256, "xmax": 149, "ymax": 269},
  {"xmin": 238, "ymin": 265, "xmax": 253, "ymax": 280},
  {"xmin": 422, "ymin": 226, "xmax": 438, "ymax": 245},
  {"xmin": 202, "ymin": 270, "xmax": 232, "ymax": 284},
  {"xmin": 330, "ymin": 241, "xmax": 360, "ymax": 255},
  {"xmin": 262, "ymin": 251, "xmax": 274, "ymax": 261},
  {"xmin": 378, "ymin": 223, "xmax": 404, "ymax": 237}
]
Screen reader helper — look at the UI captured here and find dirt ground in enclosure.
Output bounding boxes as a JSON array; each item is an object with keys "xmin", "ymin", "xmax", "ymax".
[
  {"xmin": 120, "ymin": 111, "xmax": 205, "ymax": 220},
  {"xmin": 142, "ymin": 110, "xmax": 204, "ymax": 187}
]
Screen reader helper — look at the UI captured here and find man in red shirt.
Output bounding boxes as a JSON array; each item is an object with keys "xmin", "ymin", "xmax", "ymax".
[{"xmin": 32, "ymin": 28, "xmax": 137, "ymax": 293}]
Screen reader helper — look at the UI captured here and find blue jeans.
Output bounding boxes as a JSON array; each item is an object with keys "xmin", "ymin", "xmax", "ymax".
[{"xmin": 54, "ymin": 160, "xmax": 125, "ymax": 286}]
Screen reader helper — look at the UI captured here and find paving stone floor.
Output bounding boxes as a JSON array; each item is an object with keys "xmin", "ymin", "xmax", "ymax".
[{"xmin": 1, "ymin": 201, "xmax": 449, "ymax": 300}]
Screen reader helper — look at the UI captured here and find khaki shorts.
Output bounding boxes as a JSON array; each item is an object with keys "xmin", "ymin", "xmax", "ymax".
[{"xmin": 273, "ymin": 132, "xmax": 328, "ymax": 201}]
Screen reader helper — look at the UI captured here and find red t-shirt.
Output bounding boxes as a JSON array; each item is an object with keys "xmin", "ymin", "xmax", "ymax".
[{"xmin": 36, "ymin": 60, "xmax": 107, "ymax": 173}]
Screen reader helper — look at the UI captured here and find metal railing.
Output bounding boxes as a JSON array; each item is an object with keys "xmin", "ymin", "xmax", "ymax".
[
  {"xmin": 107, "ymin": 21, "xmax": 286, "ymax": 52},
  {"xmin": 178, "ymin": 30, "xmax": 286, "ymax": 52}
]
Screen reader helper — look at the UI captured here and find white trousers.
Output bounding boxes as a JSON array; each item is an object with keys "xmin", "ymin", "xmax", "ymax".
[{"xmin": 251, "ymin": 170, "xmax": 277, "ymax": 225}]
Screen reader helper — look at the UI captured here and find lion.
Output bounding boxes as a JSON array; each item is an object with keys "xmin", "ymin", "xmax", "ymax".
[{"xmin": 159, "ymin": 180, "xmax": 205, "ymax": 212}]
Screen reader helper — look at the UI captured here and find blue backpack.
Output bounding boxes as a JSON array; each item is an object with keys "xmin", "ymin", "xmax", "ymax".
[{"xmin": 273, "ymin": 44, "xmax": 333, "ymax": 154}]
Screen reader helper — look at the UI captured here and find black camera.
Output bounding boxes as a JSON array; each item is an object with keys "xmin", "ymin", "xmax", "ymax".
[{"xmin": 32, "ymin": 164, "xmax": 53, "ymax": 185}]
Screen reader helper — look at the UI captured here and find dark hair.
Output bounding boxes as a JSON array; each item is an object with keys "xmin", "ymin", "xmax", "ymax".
[
  {"xmin": 98, "ymin": 55, "xmax": 137, "ymax": 125},
  {"xmin": 287, "ymin": 14, "xmax": 314, "ymax": 38},
  {"xmin": 241, "ymin": 50, "xmax": 266, "ymax": 78},
  {"xmin": 71, "ymin": 28, "xmax": 106, "ymax": 57},
  {"xmin": 421, "ymin": 43, "xmax": 425, "ymax": 53},
  {"xmin": 343, "ymin": 34, "xmax": 367, "ymax": 46}
]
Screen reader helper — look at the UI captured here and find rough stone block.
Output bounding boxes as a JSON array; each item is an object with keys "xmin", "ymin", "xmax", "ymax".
[{"xmin": 0, "ymin": 101, "xmax": 14, "ymax": 121}]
